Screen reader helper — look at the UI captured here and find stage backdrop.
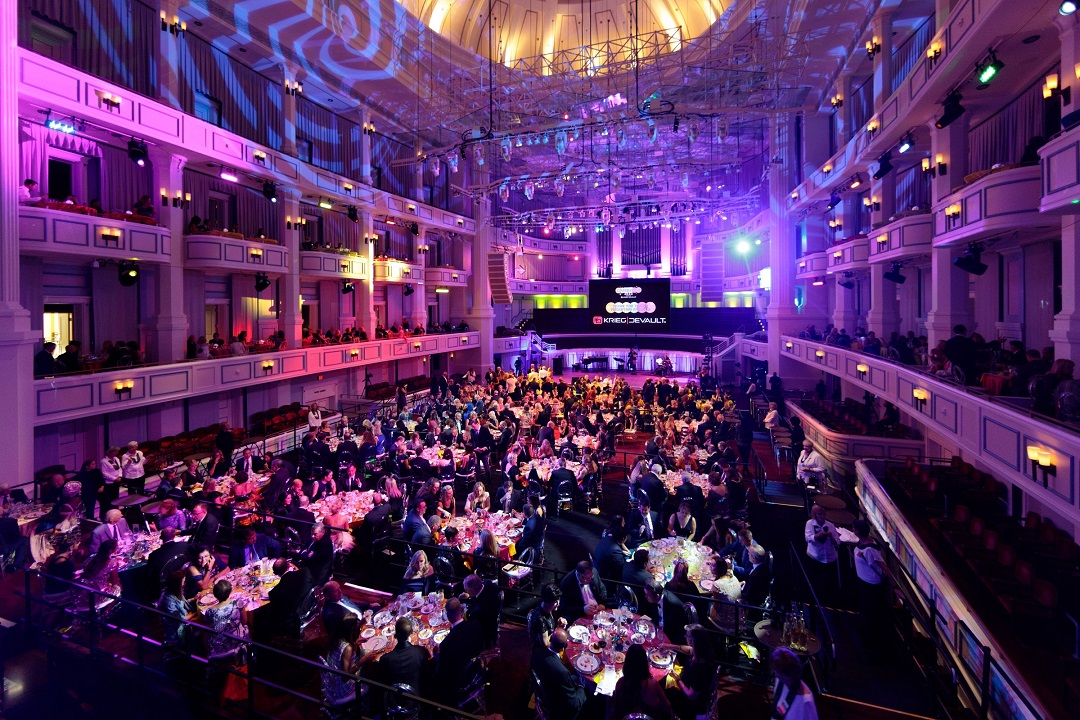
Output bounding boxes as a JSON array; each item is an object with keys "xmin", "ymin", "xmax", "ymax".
[{"xmin": 587, "ymin": 279, "xmax": 671, "ymax": 332}]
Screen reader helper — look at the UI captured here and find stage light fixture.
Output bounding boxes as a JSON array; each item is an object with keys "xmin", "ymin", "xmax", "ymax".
[
  {"xmin": 838, "ymin": 273, "xmax": 856, "ymax": 289},
  {"xmin": 826, "ymin": 192, "xmax": 841, "ymax": 210},
  {"xmin": 318, "ymin": 199, "xmax": 333, "ymax": 209},
  {"xmin": 848, "ymin": 174, "xmax": 862, "ymax": 189},
  {"xmin": 935, "ymin": 93, "xmax": 965, "ymax": 129},
  {"xmin": 254, "ymin": 272, "xmax": 271, "ymax": 293},
  {"xmin": 118, "ymin": 261, "xmax": 140, "ymax": 287},
  {"xmin": 954, "ymin": 244, "xmax": 989, "ymax": 275},
  {"xmin": 127, "ymin": 139, "xmax": 149, "ymax": 167},
  {"xmin": 341, "ymin": 280, "xmax": 355, "ymax": 294},
  {"xmin": 873, "ymin": 152, "xmax": 893, "ymax": 180},
  {"xmin": 403, "ymin": 284, "xmax": 415, "ymax": 297},
  {"xmin": 262, "ymin": 181, "xmax": 277, "ymax": 203},
  {"xmin": 219, "ymin": 169, "xmax": 238, "ymax": 183},
  {"xmin": 735, "ymin": 239, "xmax": 751, "ymax": 255},
  {"xmin": 898, "ymin": 133, "xmax": 913, "ymax": 153},
  {"xmin": 977, "ymin": 51, "xmax": 1003, "ymax": 84},
  {"xmin": 1062, "ymin": 1, "xmax": 1077, "ymax": 16},
  {"xmin": 347, "ymin": 206, "xmax": 359, "ymax": 223},
  {"xmin": 883, "ymin": 262, "xmax": 906, "ymax": 284}
]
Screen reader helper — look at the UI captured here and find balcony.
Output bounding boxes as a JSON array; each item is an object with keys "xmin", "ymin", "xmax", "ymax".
[
  {"xmin": 19, "ymin": 205, "xmax": 171, "ymax": 263},
  {"xmin": 518, "ymin": 235, "xmax": 589, "ymax": 256},
  {"xmin": 493, "ymin": 336, "xmax": 529, "ymax": 355},
  {"xmin": 777, "ymin": 335, "xmax": 1080, "ymax": 534},
  {"xmin": 185, "ymin": 233, "xmax": 289, "ymax": 273},
  {"xmin": 300, "ymin": 250, "xmax": 369, "ymax": 281},
  {"xmin": 508, "ymin": 279, "xmax": 588, "ymax": 295},
  {"xmin": 1039, "ymin": 123, "xmax": 1080, "ymax": 213},
  {"xmin": 372, "ymin": 258, "xmax": 422, "ymax": 283},
  {"xmin": 32, "ymin": 332, "xmax": 479, "ymax": 425},
  {"xmin": 794, "ymin": 251, "xmax": 829, "ymax": 281},
  {"xmin": 424, "ymin": 267, "xmax": 468, "ymax": 288},
  {"xmin": 932, "ymin": 165, "xmax": 1049, "ymax": 247},
  {"xmin": 670, "ymin": 279, "xmax": 701, "ymax": 295},
  {"xmin": 868, "ymin": 211, "xmax": 933, "ymax": 263},
  {"xmin": 383, "ymin": 195, "xmax": 476, "ymax": 234},
  {"xmin": 826, "ymin": 236, "xmax": 869, "ymax": 273},
  {"xmin": 722, "ymin": 274, "xmax": 761, "ymax": 292}
]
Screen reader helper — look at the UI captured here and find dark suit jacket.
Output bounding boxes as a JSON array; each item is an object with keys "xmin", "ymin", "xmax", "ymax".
[
  {"xmin": 628, "ymin": 508, "xmax": 660, "ymax": 545},
  {"xmin": 639, "ymin": 472, "xmax": 667, "ymax": 510},
  {"xmin": 187, "ymin": 513, "xmax": 220, "ymax": 549},
  {"xmin": 301, "ymin": 532, "xmax": 334, "ymax": 585},
  {"xmin": 434, "ymin": 619, "xmax": 484, "ymax": 699},
  {"xmin": 675, "ymin": 483, "xmax": 705, "ymax": 513},
  {"xmin": 464, "ymin": 580, "xmax": 501, "ymax": 648},
  {"xmin": 404, "ymin": 511, "xmax": 430, "ymax": 545},
  {"xmin": 549, "ymin": 468, "xmax": 578, "ymax": 492},
  {"xmin": 379, "ymin": 641, "xmax": 429, "ymax": 692},
  {"xmin": 517, "ymin": 514, "xmax": 544, "ymax": 553},
  {"xmin": 147, "ymin": 539, "xmax": 191, "ymax": 583},
  {"xmin": 267, "ymin": 567, "xmax": 314, "ymax": 636},
  {"xmin": 558, "ymin": 569, "xmax": 609, "ymax": 620},
  {"xmin": 536, "ymin": 426, "xmax": 555, "ymax": 449},
  {"xmin": 286, "ymin": 507, "xmax": 316, "ymax": 547},
  {"xmin": 531, "ymin": 646, "xmax": 586, "ymax": 720},
  {"xmin": 641, "ymin": 588, "xmax": 689, "ymax": 644},
  {"xmin": 495, "ymin": 486, "xmax": 523, "ymax": 513},
  {"xmin": 228, "ymin": 534, "xmax": 281, "ymax": 568},
  {"xmin": 741, "ymin": 563, "xmax": 772, "ymax": 608},
  {"xmin": 593, "ymin": 537, "xmax": 629, "ymax": 582},
  {"xmin": 622, "ymin": 563, "xmax": 655, "ymax": 608},
  {"xmin": 233, "ymin": 456, "xmax": 261, "ymax": 474}
]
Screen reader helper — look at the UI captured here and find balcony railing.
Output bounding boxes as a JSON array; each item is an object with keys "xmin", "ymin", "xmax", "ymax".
[
  {"xmin": 185, "ymin": 233, "xmax": 289, "ymax": 273},
  {"xmin": 19, "ymin": 205, "xmax": 171, "ymax": 263}
]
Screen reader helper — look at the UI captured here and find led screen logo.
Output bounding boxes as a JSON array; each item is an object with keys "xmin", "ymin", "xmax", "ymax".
[
  {"xmin": 604, "ymin": 301, "xmax": 658, "ymax": 314},
  {"xmin": 592, "ymin": 316, "xmax": 604, "ymax": 325}
]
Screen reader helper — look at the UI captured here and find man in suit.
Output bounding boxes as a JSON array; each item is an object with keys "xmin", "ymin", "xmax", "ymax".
[
  {"xmin": 403, "ymin": 500, "xmax": 430, "ymax": 545},
  {"xmin": 461, "ymin": 573, "xmax": 501, "ymax": 648},
  {"xmin": 281, "ymin": 494, "xmax": 316, "ymax": 547},
  {"xmin": 379, "ymin": 616, "xmax": 431, "ymax": 692},
  {"xmin": 233, "ymin": 447, "xmax": 262, "ymax": 475},
  {"xmin": 184, "ymin": 502, "xmax": 220, "ymax": 549},
  {"xmin": 259, "ymin": 459, "xmax": 290, "ymax": 511},
  {"xmin": 265, "ymin": 560, "xmax": 314, "ymax": 639},
  {"xmin": 622, "ymin": 548, "xmax": 654, "ymax": 608},
  {"xmin": 593, "ymin": 526, "xmax": 631, "ymax": 588},
  {"xmin": 536, "ymin": 421, "xmax": 556, "ymax": 450},
  {"xmin": 942, "ymin": 324, "xmax": 978, "ymax": 385},
  {"xmin": 548, "ymin": 458, "xmax": 582, "ymax": 511},
  {"xmin": 557, "ymin": 560, "xmax": 608, "ymax": 621},
  {"xmin": 88, "ymin": 509, "xmax": 133, "ymax": 554},
  {"xmin": 320, "ymin": 580, "xmax": 375, "ymax": 637},
  {"xmin": 495, "ymin": 479, "xmax": 522, "ymax": 514},
  {"xmin": 674, "ymin": 471, "xmax": 705, "ymax": 513},
  {"xmin": 300, "ymin": 522, "xmax": 335, "ymax": 585},
  {"xmin": 628, "ymin": 497, "xmax": 660, "ymax": 545},
  {"xmin": 338, "ymin": 463, "xmax": 362, "ymax": 492},
  {"xmin": 516, "ymin": 504, "xmax": 544, "ymax": 554},
  {"xmin": 643, "ymin": 581, "xmax": 689, "ymax": 644},
  {"xmin": 638, "ymin": 464, "xmax": 668, "ymax": 512},
  {"xmin": 740, "ymin": 544, "xmax": 772, "ymax": 608},
  {"xmin": 228, "ymin": 528, "xmax": 281, "ymax": 568},
  {"xmin": 215, "ymin": 421, "xmax": 236, "ymax": 466},
  {"xmin": 145, "ymin": 526, "xmax": 190, "ymax": 586},
  {"xmin": 433, "ymin": 597, "xmax": 484, "ymax": 703},
  {"xmin": 720, "ymin": 528, "xmax": 755, "ymax": 579},
  {"xmin": 530, "ymin": 628, "xmax": 586, "ymax": 720}
]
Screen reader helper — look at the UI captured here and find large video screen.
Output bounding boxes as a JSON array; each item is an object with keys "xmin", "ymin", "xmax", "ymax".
[{"xmin": 588, "ymin": 278, "xmax": 671, "ymax": 331}]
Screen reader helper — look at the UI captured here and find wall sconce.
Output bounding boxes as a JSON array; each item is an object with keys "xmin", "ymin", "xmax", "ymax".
[
  {"xmin": 262, "ymin": 361, "xmax": 274, "ymax": 375},
  {"xmin": 286, "ymin": 216, "xmax": 307, "ymax": 232},
  {"xmin": 830, "ymin": 94, "xmax": 843, "ymax": 109},
  {"xmin": 785, "ymin": 341, "xmax": 793, "ymax": 350},
  {"xmin": 935, "ymin": 153, "xmax": 947, "ymax": 176},
  {"xmin": 822, "ymin": 163, "xmax": 833, "ymax": 176},
  {"xmin": 413, "ymin": 342, "xmax": 422, "ymax": 350},
  {"xmin": 249, "ymin": 247, "xmax": 263, "ymax": 261},
  {"xmin": 451, "ymin": 273, "xmax": 460, "ymax": 280},
  {"xmin": 100, "ymin": 228, "xmax": 122, "ymax": 246},
  {"xmin": 407, "ymin": 204, "xmax": 417, "ymax": 213},
  {"xmin": 363, "ymin": 121, "xmax": 376, "ymax": 137},
  {"xmin": 866, "ymin": 120, "xmax": 879, "ymax": 137},
  {"xmin": 790, "ymin": 190, "xmax": 799, "ymax": 201},
  {"xmin": 98, "ymin": 92, "xmax": 122, "ymax": 111},
  {"xmin": 927, "ymin": 42, "xmax": 942, "ymax": 63},
  {"xmin": 1027, "ymin": 445, "xmax": 1058, "ymax": 487},
  {"xmin": 343, "ymin": 182, "xmax": 354, "ymax": 195},
  {"xmin": 339, "ymin": 261, "xmax": 350, "ymax": 273},
  {"xmin": 863, "ymin": 196, "xmax": 881, "ymax": 212},
  {"xmin": 349, "ymin": 348, "xmax": 360, "ymax": 359},
  {"xmin": 456, "ymin": 219, "xmax": 464, "ymax": 227},
  {"xmin": 827, "ymin": 218, "xmax": 842, "ymax": 231},
  {"xmin": 114, "ymin": 380, "xmax": 134, "ymax": 399},
  {"xmin": 284, "ymin": 79, "xmax": 303, "ymax": 96},
  {"xmin": 798, "ymin": 262, "xmax": 807, "ymax": 270},
  {"xmin": 461, "ymin": 336, "xmax": 469, "ymax": 344},
  {"xmin": 160, "ymin": 11, "xmax": 186, "ymax": 35},
  {"xmin": 921, "ymin": 157, "xmax": 934, "ymax": 176},
  {"xmin": 832, "ymin": 251, "xmax": 843, "ymax": 263},
  {"xmin": 417, "ymin": 244, "xmax": 430, "ymax": 255},
  {"xmin": 945, "ymin": 203, "xmax": 962, "ymax": 226},
  {"xmin": 876, "ymin": 233, "xmax": 888, "ymax": 247},
  {"xmin": 253, "ymin": 150, "xmax": 267, "ymax": 164},
  {"xmin": 912, "ymin": 387, "xmax": 929, "ymax": 410},
  {"xmin": 364, "ymin": 234, "xmax": 378, "ymax": 245},
  {"xmin": 1043, "ymin": 73, "xmax": 1071, "ymax": 104},
  {"xmin": 866, "ymin": 37, "xmax": 881, "ymax": 60},
  {"xmin": 449, "ymin": 352, "xmax": 455, "ymax": 359},
  {"xmin": 171, "ymin": 191, "xmax": 189, "ymax": 208},
  {"xmin": 856, "ymin": 363, "xmax": 869, "ymax": 378},
  {"xmin": 814, "ymin": 349, "xmax": 826, "ymax": 362}
]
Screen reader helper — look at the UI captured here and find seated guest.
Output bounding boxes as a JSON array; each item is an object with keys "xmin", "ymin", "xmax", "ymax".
[
  {"xmin": 228, "ymin": 528, "xmax": 281, "ymax": 568},
  {"xmin": 432, "ymin": 597, "xmax": 484, "ymax": 703},
  {"xmin": 629, "ymin": 496, "xmax": 660, "ymax": 544},
  {"xmin": 740, "ymin": 544, "xmax": 772, "ymax": 608},
  {"xmin": 611, "ymin": 643, "xmax": 675, "ymax": 720},
  {"xmin": 158, "ymin": 570, "xmax": 193, "ymax": 649},
  {"xmin": 401, "ymin": 549, "xmax": 435, "ymax": 594},
  {"xmin": 233, "ymin": 447, "xmax": 262, "ymax": 475},
  {"xmin": 321, "ymin": 615, "xmax": 368, "ymax": 711},
  {"xmin": 674, "ymin": 472, "xmax": 705, "ymax": 515},
  {"xmin": 186, "ymin": 546, "xmax": 227, "ymax": 599},
  {"xmin": 662, "ymin": 624, "xmax": 717, "ymax": 720},
  {"xmin": 205, "ymin": 449, "xmax": 229, "ymax": 479},
  {"xmin": 88, "ymin": 509, "xmax": 132, "ymax": 554},
  {"xmin": 403, "ymin": 500, "xmax": 430, "ymax": 544},
  {"xmin": 265, "ymin": 559, "xmax": 314, "ymax": 638},
  {"xmin": 666, "ymin": 558, "xmax": 699, "ymax": 598},
  {"xmin": 300, "ymin": 522, "xmax": 335, "ymax": 585},
  {"xmin": 495, "ymin": 479, "xmax": 522, "ymax": 513},
  {"xmin": 516, "ymin": 503, "xmax": 544, "ymax": 554},
  {"xmin": 179, "ymin": 458, "xmax": 205, "ymax": 489},
  {"xmin": 642, "ymin": 581, "xmax": 689, "ymax": 645},
  {"xmin": 378, "ymin": 616, "xmax": 430, "ymax": 692},
  {"xmin": 622, "ymin": 548, "xmax": 655, "ymax": 608},
  {"xmin": 321, "ymin": 580, "xmax": 376, "ymax": 637},
  {"xmin": 557, "ymin": 560, "xmax": 608, "ymax": 621},
  {"xmin": 593, "ymin": 525, "xmax": 631, "ymax": 585},
  {"xmin": 202, "ymin": 579, "xmax": 251, "ymax": 659},
  {"xmin": 668, "ymin": 500, "xmax": 697, "ymax": 539},
  {"xmin": 146, "ymin": 526, "xmax": 190, "ymax": 585},
  {"xmin": 461, "ymin": 573, "xmax": 501, "ymax": 649},
  {"xmin": 464, "ymin": 481, "xmax": 490, "ymax": 514},
  {"xmin": 530, "ymin": 628, "xmax": 586, "ymax": 720}
]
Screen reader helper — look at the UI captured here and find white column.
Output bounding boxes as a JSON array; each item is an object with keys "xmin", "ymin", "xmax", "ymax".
[
  {"xmin": 355, "ymin": 211, "xmax": 376, "ymax": 336},
  {"xmin": 465, "ymin": 170, "xmax": 495, "ymax": 372},
  {"xmin": 866, "ymin": 262, "xmax": 901, "ymax": 337},
  {"xmin": 280, "ymin": 65, "xmax": 299, "ymax": 157},
  {"xmin": 926, "ymin": 246, "xmax": 972, "ymax": 348},
  {"xmin": 931, "ymin": 118, "xmax": 967, "ymax": 205},
  {"xmin": 836, "ymin": 72, "xmax": 855, "ymax": 145},
  {"xmin": 148, "ymin": 148, "xmax": 189, "ymax": 362},
  {"xmin": 277, "ymin": 189, "xmax": 303, "ymax": 348},
  {"xmin": 0, "ymin": 0, "xmax": 36, "ymax": 484},
  {"xmin": 833, "ymin": 279, "xmax": 860, "ymax": 333},
  {"xmin": 871, "ymin": 12, "xmax": 894, "ymax": 111},
  {"xmin": 409, "ymin": 225, "xmax": 428, "ymax": 329},
  {"xmin": 611, "ymin": 227, "xmax": 623, "ymax": 277}
]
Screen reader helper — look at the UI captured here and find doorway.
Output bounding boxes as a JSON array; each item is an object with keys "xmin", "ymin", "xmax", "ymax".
[{"xmin": 43, "ymin": 304, "xmax": 74, "ymax": 350}]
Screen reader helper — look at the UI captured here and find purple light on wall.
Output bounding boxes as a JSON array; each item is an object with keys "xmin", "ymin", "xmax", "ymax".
[{"xmin": 219, "ymin": 170, "xmax": 239, "ymax": 182}]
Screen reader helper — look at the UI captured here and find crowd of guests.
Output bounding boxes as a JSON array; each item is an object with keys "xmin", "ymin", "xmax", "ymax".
[{"xmin": 33, "ymin": 339, "xmax": 144, "ymax": 377}]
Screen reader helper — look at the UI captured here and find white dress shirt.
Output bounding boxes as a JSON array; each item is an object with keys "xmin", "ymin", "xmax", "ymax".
[
  {"xmin": 101, "ymin": 456, "xmax": 122, "ymax": 484},
  {"xmin": 804, "ymin": 519, "xmax": 840, "ymax": 564},
  {"xmin": 796, "ymin": 450, "xmax": 826, "ymax": 482},
  {"xmin": 122, "ymin": 451, "xmax": 146, "ymax": 478}
]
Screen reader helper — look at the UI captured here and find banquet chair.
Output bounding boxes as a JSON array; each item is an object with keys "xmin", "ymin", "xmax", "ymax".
[
  {"xmin": 531, "ymin": 671, "xmax": 552, "ymax": 720},
  {"xmin": 456, "ymin": 656, "xmax": 489, "ymax": 714},
  {"xmin": 385, "ymin": 683, "xmax": 420, "ymax": 720},
  {"xmin": 553, "ymin": 480, "xmax": 576, "ymax": 518},
  {"xmin": 616, "ymin": 585, "xmax": 638, "ymax": 613}
]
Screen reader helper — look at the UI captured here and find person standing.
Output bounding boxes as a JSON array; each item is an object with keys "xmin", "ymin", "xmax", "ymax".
[
  {"xmin": 853, "ymin": 520, "xmax": 890, "ymax": 639},
  {"xmin": 121, "ymin": 441, "xmax": 147, "ymax": 495},
  {"xmin": 215, "ymin": 420, "xmax": 236, "ymax": 466},
  {"xmin": 804, "ymin": 505, "xmax": 840, "ymax": 606},
  {"xmin": 99, "ymin": 446, "xmax": 123, "ymax": 518}
]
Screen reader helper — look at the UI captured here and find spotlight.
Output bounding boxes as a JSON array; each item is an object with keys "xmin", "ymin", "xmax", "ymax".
[
  {"xmin": 254, "ymin": 272, "xmax": 271, "ymax": 293},
  {"xmin": 848, "ymin": 174, "xmax": 862, "ymax": 189},
  {"xmin": 838, "ymin": 273, "xmax": 856, "ymax": 290},
  {"xmin": 897, "ymin": 133, "xmax": 913, "ymax": 154},
  {"xmin": 873, "ymin": 151, "xmax": 893, "ymax": 180},
  {"xmin": 735, "ymin": 240, "xmax": 751, "ymax": 255},
  {"xmin": 219, "ymin": 169, "xmax": 238, "ymax": 182},
  {"xmin": 347, "ymin": 206, "xmax": 359, "ymax": 223},
  {"xmin": 44, "ymin": 111, "xmax": 76, "ymax": 134},
  {"xmin": 118, "ymin": 261, "xmax": 140, "ymax": 287},
  {"xmin": 883, "ymin": 262, "xmax": 906, "ymax": 284},
  {"xmin": 403, "ymin": 284, "xmax": 415, "ymax": 297},
  {"xmin": 319, "ymin": 199, "xmax": 333, "ymax": 209},
  {"xmin": 127, "ymin": 139, "xmax": 149, "ymax": 167},
  {"xmin": 954, "ymin": 244, "xmax": 988, "ymax": 275},
  {"xmin": 826, "ymin": 193, "xmax": 841, "ymax": 210},
  {"xmin": 341, "ymin": 280, "xmax": 355, "ymax": 294},
  {"xmin": 1063, "ymin": 0, "xmax": 1078, "ymax": 14},
  {"xmin": 409, "ymin": 222, "xmax": 420, "ymax": 236},
  {"xmin": 936, "ymin": 93, "xmax": 965, "ymax": 129},
  {"xmin": 977, "ymin": 51, "xmax": 1003, "ymax": 85},
  {"xmin": 262, "ymin": 181, "xmax": 277, "ymax": 203}
]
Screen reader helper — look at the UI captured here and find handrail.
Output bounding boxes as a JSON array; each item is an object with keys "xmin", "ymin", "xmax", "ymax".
[
  {"xmin": 786, "ymin": 543, "xmax": 838, "ymax": 690},
  {"xmin": 890, "ymin": 15, "xmax": 936, "ymax": 94}
]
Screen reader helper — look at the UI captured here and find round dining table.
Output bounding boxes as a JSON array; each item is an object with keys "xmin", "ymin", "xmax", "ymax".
[
  {"xmin": 194, "ymin": 559, "xmax": 282, "ymax": 613},
  {"xmin": 753, "ymin": 618, "xmax": 822, "ymax": 656},
  {"xmin": 643, "ymin": 537, "xmax": 718, "ymax": 593},
  {"xmin": 358, "ymin": 592, "xmax": 451, "ymax": 661},
  {"xmin": 563, "ymin": 610, "xmax": 673, "ymax": 696}
]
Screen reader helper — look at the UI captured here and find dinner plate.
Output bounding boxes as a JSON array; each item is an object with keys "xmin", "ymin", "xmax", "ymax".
[
  {"xmin": 420, "ymin": 604, "xmax": 436, "ymax": 615},
  {"xmin": 630, "ymin": 633, "xmax": 647, "ymax": 645},
  {"xmin": 632, "ymin": 618, "xmax": 655, "ymax": 635},
  {"xmin": 497, "ymin": 538, "xmax": 511, "ymax": 547},
  {"xmin": 363, "ymin": 636, "xmax": 388, "ymax": 653},
  {"xmin": 568, "ymin": 625, "xmax": 590, "ymax": 644},
  {"xmin": 595, "ymin": 611, "xmax": 615, "ymax": 626},
  {"xmin": 699, "ymin": 578, "xmax": 715, "ymax": 591},
  {"xmin": 418, "ymin": 628, "xmax": 433, "ymax": 640},
  {"xmin": 613, "ymin": 651, "xmax": 626, "ymax": 664},
  {"xmin": 648, "ymin": 649, "xmax": 675, "ymax": 667},
  {"xmin": 361, "ymin": 627, "xmax": 377, "ymax": 639},
  {"xmin": 573, "ymin": 653, "xmax": 600, "ymax": 674},
  {"xmin": 373, "ymin": 610, "xmax": 393, "ymax": 627},
  {"xmin": 380, "ymin": 625, "xmax": 395, "ymax": 637},
  {"xmin": 406, "ymin": 595, "xmax": 424, "ymax": 609},
  {"xmin": 198, "ymin": 594, "xmax": 217, "ymax": 607},
  {"xmin": 508, "ymin": 528, "xmax": 522, "ymax": 538},
  {"xmin": 588, "ymin": 642, "xmax": 603, "ymax": 654},
  {"xmin": 433, "ymin": 629, "xmax": 449, "ymax": 644}
]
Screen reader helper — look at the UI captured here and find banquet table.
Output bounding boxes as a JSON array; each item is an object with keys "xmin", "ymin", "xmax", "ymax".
[
  {"xmin": 310, "ymin": 490, "xmax": 376, "ymax": 527},
  {"xmin": 980, "ymin": 372, "xmax": 1013, "ymax": 396},
  {"xmin": 753, "ymin": 618, "xmax": 822, "ymax": 656},
  {"xmin": 660, "ymin": 470, "xmax": 710, "ymax": 496},
  {"xmin": 358, "ymin": 592, "xmax": 451, "ymax": 660},
  {"xmin": 195, "ymin": 559, "xmax": 282, "ymax": 612},
  {"xmin": 419, "ymin": 446, "xmax": 466, "ymax": 468},
  {"xmin": 113, "ymin": 531, "xmax": 163, "ymax": 572},
  {"xmin": 3, "ymin": 503, "xmax": 51, "ymax": 537},
  {"xmin": 443, "ymin": 510, "xmax": 522, "ymax": 560},
  {"xmin": 563, "ymin": 610, "xmax": 673, "ymax": 696},
  {"xmin": 643, "ymin": 537, "xmax": 718, "ymax": 593}
]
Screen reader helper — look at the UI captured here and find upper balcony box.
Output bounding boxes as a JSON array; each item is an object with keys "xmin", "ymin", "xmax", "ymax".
[
  {"xmin": 185, "ymin": 233, "xmax": 288, "ymax": 273},
  {"xmin": 827, "ymin": 236, "xmax": 869, "ymax": 273},
  {"xmin": 932, "ymin": 165, "xmax": 1047, "ymax": 246},
  {"xmin": 424, "ymin": 267, "xmax": 468, "ymax": 287},
  {"xmin": 19, "ymin": 204, "xmax": 171, "ymax": 263},
  {"xmin": 519, "ymin": 236, "xmax": 589, "ymax": 256},
  {"xmin": 1039, "ymin": 123, "xmax": 1080, "ymax": 213},
  {"xmin": 508, "ymin": 279, "xmax": 588, "ymax": 295},
  {"xmin": 300, "ymin": 250, "xmax": 369, "ymax": 281},
  {"xmin": 869, "ymin": 211, "xmax": 933, "ymax": 263},
  {"xmin": 795, "ymin": 251, "xmax": 828, "ymax": 281},
  {"xmin": 722, "ymin": 275, "xmax": 758, "ymax": 292},
  {"xmin": 373, "ymin": 258, "xmax": 422, "ymax": 283}
]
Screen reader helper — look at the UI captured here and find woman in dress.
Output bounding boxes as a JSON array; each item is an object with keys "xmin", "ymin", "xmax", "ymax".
[
  {"xmin": 155, "ymin": 498, "xmax": 187, "ymax": 532},
  {"xmin": 708, "ymin": 556, "xmax": 742, "ymax": 635},
  {"xmin": 81, "ymin": 537, "xmax": 121, "ymax": 596},
  {"xmin": 464, "ymin": 481, "xmax": 490, "ymax": 514},
  {"xmin": 435, "ymin": 485, "xmax": 456, "ymax": 519},
  {"xmin": 400, "ymin": 549, "xmax": 434, "ymax": 594},
  {"xmin": 201, "ymin": 579, "xmax": 251, "ymax": 658},
  {"xmin": 206, "ymin": 449, "xmax": 229, "ymax": 478},
  {"xmin": 668, "ymin": 500, "xmax": 697, "ymax": 539},
  {"xmin": 666, "ymin": 558, "xmax": 700, "ymax": 598},
  {"xmin": 321, "ymin": 614, "xmax": 367, "ymax": 710},
  {"xmin": 158, "ymin": 569, "xmax": 192, "ymax": 648},
  {"xmin": 610, "ymin": 643, "xmax": 675, "ymax": 720},
  {"xmin": 664, "ymin": 625, "xmax": 718, "ymax": 719},
  {"xmin": 471, "ymin": 529, "xmax": 500, "ymax": 580},
  {"xmin": 186, "ymin": 546, "xmax": 227, "ymax": 599}
]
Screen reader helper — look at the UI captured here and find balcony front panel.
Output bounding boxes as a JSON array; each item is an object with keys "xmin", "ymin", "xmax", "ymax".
[
  {"xmin": 868, "ymin": 213, "xmax": 933, "ymax": 263},
  {"xmin": 493, "ymin": 336, "xmax": 529, "ymax": 354},
  {"xmin": 19, "ymin": 206, "xmax": 171, "ymax": 263},
  {"xmin": 508, "ymin": 280, "xmax": 588, "ymax": 295},
  {"xmin": 795, "ymin": 251, "xmax": 829, "ymax": 281},
  {"xmin": 1040, "ymin": 124, "xmax": 1080, "ymax": 213},
  {"xmin": 424, "ymin": 267, "xmax": 468, "ymax": 287},
  {"xmin": 299, "ymin": 251, "xmax": 369, "ymax": 281},
  {"xmin": 670, "ymin": 279, "xmax": 701, "ymax": 294},
  {"xmin": 33, "ymin": 332, "xmax": 478, "ymax": 426},
  {"xmin": 722, "ymin": 274, "xmax": 759, "ymax": 292},
  {"xmin": 827, "ymin": 237, "xmax": 869, "ymax": 273},
  {"xmin": 373, "ymin": 258, "xmax": 422, "ymax": 283},
  {"xmin": 519, "ymin": 236, "xmax": 590, "ymax": 255},
  {"xmin": 777, "ymin": 335, "xmax": 1080, "ymax": 536},
  {"xmin": 932, "ymin": 166, "xmax": 1045, "ymax": 246},
  {"xmin": 185, "ymin": 235, "xmax": 289, "ymax": 274}
]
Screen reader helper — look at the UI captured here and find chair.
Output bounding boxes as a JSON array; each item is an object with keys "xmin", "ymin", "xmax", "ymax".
[
  {"xmin": 385, "ymin": 683, "xmax": 420, "ymax": 720},
  {"xmin": 554, "ymin": 480, "xmax": 575, "ymax": 518},
  {"xmin": 531, "ymin": 670, "xmax": 551, "ymax": 720},
  {"xmin": 456, "ymin": 656, "xmax": 489, "ymax": 714},
  {"xmin": 616, "ymin": 584, "xmax": 638, "ymax": 613},
  {"xmin": 684, "ymin": 602, "xmax": 699, "ymax": 625}
]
